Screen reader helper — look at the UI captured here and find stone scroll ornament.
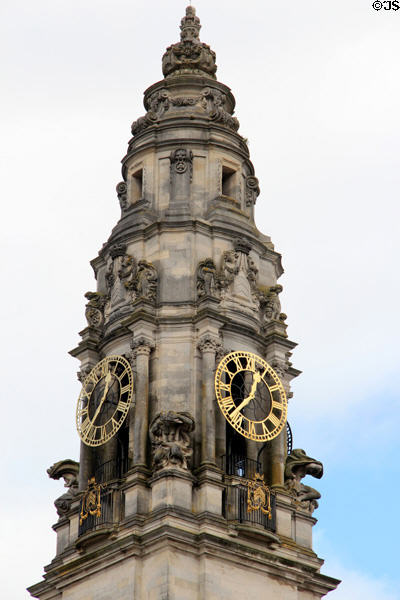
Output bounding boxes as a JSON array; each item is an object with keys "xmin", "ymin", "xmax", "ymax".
[
  {"xmin": 47, "ymin": 460, "xmax": 80, "ymax": 517},
  {"xmin": 116, "ymin": 181, "xmax": 128, "ymax": 210},
  {"xmin": 284, "ymin": 448, "xmax": 323, "ymax": 512},
  {"xmin": 149, "ymin": 411, "xmax": 195, "ymax": 471},
  {"xmin": 245, "ymin": 176, "xmax": 260, "ymax": 206}
]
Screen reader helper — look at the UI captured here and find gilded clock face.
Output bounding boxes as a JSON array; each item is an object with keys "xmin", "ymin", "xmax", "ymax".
[
  {"xmin": 76, "ymin": 355, "xmax": 133, "ymax": 447},
  {"xmin": 215, "ymin": 351, "xmax": 287, "ymax": 442}
]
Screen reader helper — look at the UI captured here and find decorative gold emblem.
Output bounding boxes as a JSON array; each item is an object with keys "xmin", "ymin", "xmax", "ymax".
[
  {"xmin": 79, "ymin": 477, "xmax": 104, "ymax": 525},
  {"xmin": 215, "ymin": 351, "xmax": 287, "ymax": 442},
  {"xmin": 247, "ymin": 472, "xmax": 273, "ymax": 518},
  {"xmin": 76, "ymin": 355, "xmax": 133, "ymax": 446}
]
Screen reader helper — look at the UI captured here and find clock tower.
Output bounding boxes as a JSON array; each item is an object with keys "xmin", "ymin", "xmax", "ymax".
[{"xmin": 29, "ymin": 7, "xmax": 340, "ymax": 599}]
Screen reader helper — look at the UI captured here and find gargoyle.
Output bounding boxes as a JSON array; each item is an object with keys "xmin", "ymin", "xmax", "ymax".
[
  {"xmin": 47, "ymin": 459, "xmax": 80, "ymax": 518},
  {"xmin": 284, "ymin": 448, "xmax": 323, "ymax": 512}
]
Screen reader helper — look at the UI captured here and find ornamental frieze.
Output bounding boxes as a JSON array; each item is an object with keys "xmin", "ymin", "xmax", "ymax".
[{"xmin": 131, "ymin": 85, "xmax": 239, "ymax": 136}]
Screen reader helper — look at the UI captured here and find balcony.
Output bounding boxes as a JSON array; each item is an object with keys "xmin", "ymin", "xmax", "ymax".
[
  {"xmin": 78, "ymin": 486, "xmax": 116, "ymax": 538},
  {"xmin": 77, "ymin": 457, "xmax": 128, "ymax": 540},
  {"xmin": 223, "ymin": 484, "xmax": 276, "ymax": 532}
]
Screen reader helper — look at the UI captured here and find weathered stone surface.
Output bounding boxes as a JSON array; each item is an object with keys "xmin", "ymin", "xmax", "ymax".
[
  {"xmin": 285, "ymin": 449, "xmax": 324, "ymax": 512},
  {"xmin": 30, "ymin": 6, "xmax": 339, "ymax": 600}
]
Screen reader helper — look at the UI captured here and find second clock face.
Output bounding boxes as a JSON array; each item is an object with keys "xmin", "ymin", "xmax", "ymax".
[
  {"xmin": 215, "ymin": 351, "xmax": 287, "ymax": 442},
  {"xmin": 76, "ymin": 355, "xmax": 133, "ymax": 447}
]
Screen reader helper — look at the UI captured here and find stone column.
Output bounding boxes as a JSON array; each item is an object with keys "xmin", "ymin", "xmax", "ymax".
[
  {"xmin": 166, "ymin": 148, "xmax": 192, "ymax": 216},
  {"xmin": 270, "ymin": 431, "xmax": 285, "ymax": 487},
  {"xmin": 268, "ymin": 358, "xmax": 290, "ymax": 488},
  {"xmin": 130, "ymin": 337, "xmax": 153, "ymax": 467},
  {"xmin": 197, "ymin": 335, "xmax": 222, "ymax": 466},
  {"xmin": 77, "ymin": 365, "xmax": 95, "ymax": 491},
  {"xmin": 78, "ymin": 441, "xmax": 93, "ymax": 490}
]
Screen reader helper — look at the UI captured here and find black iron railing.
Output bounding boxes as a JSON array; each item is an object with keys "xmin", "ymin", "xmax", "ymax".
[
  {"xmin": 221, "ymin": 454, "xmax": 261, "ymax": 479},
  {"xmin": 223, "ymin": 485, "xmax": 276, "ymax": 532},
  {"xmin": 78, "ymin": 487, "xmax": 115, "ymax": 537},
  {"xmin": 94, "ymin": 456, "xmax": 129, "ymax": 484}
]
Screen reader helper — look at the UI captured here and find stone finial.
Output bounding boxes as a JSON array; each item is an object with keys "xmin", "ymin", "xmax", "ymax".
[
  {"xmin": 180, "ymin": 6, "xmax": 201, "ymax": 41},
  {"xmin": 162, "ymin": 6, "xmax": 217, "ymax": 79}
]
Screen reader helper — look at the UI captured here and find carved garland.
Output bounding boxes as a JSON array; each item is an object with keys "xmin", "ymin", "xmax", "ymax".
[{"xmin": 131, "ymin": 87, "xmax": 239, "ymax": 136}]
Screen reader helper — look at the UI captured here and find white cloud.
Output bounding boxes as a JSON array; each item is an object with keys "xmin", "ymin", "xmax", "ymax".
[{"xmin": 322, "ymin": 561, "xmax": 399, "ymax": 600}]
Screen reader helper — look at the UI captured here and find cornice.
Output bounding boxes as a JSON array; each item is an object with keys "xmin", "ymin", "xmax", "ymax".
[
  {"xmin": 101, "ymin": 217, "xmax": 281, "ymax": 272},
  {"xmin": 29, "ymin": 512, "xmax": 340, "ymax": 598},
  {"xmin": 122, "ymin": 123, "xmax": 251, "ymax": 179}
]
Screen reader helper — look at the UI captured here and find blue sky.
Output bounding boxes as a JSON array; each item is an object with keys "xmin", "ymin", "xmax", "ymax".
[{"xmin": 1, "ymin": 1, "xmax": 399, "ymax": 598}]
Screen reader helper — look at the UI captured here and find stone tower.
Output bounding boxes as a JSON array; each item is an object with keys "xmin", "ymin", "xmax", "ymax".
[{"xmin": 29, "ymin": 7, "xmax": 340, "ymax": 599}]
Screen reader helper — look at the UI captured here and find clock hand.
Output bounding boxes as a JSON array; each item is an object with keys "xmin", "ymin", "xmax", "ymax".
[
  {"xmin": 230, "ymin": 372, "xmax": 262, "ymax": 420},
  {"xmin": 91, "ymin": 371, "xmax": 112, "ymax": 424}
]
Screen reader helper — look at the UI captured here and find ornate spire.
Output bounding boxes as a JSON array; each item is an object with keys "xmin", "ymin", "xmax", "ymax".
[
  {"xmin": 162, "ymin": 6, "xmax": 217, "ymax": 80},
  {"xmin": 180, "ymin": 5, "xmax": 201, "ymax": 41}
]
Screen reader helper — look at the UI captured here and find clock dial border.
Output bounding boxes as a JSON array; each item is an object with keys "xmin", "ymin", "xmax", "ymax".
[
  {"xmin": 215, "ymin": 351, "xmax": 287, "ymax": 442},
  {"xmin": 76, "ymin": 355, "xmax": 134, "ymax": 447}
]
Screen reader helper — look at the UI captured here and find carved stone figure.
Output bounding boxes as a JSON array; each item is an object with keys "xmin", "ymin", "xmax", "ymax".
[
  {"xmin": 162, "ymin": 7, "xmax": 217, "ymax": 80},
  {"xmin": 260, "ymin": 284, "xmax": 283, "ymax": 322},
  {"xmin": 284, "ymin": 449, "xmax": 323, "ymax": 512},
  {"xmin": 245, "ymin": 176, "xmax": 260, "ymax": 206},
  {"xmin": 136, "ymin": 260, "xmax": 158, "ymax": 302},
  {"xmin": 84, "ymin": 291, "xmax": 107, "ymax": 330},
  {"xmin": 119, "ymin": 254, "xmax": 136, "ymax": 289},
  {"xmin": 170, "ymin": 148, "xmax": 193, "ymax": 180},
  {"xmin": 219, "ymin": 250, "xmax": 239, "ymax": 292},
  {"xmin": 104, "ymin": 245, "xmax": 137, "ymax": 315},
  {"xmin": 149, "ymin": 411, "xmax": 195, "ymax": 471},
  {"xmin": 47, "ymin": 460, "xmax": 80, "ymax": 517},
  {"xmin": 218, "ymin": 241, "xmax": 259, "ymax": 310},
  {"xmin": 247, "ymin": 256, "xmax": 259, "ymax": 295},
  {"xmin": 197, "ymin": 258, "xmax": 218, "ymax": 298},
  {"xmin": 103, "ymin": 250, "xmax": 158, "ymax": 317},
  {"xmin": 116, "ymin": 181, "xmax": 128, "ymax": 210}
]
